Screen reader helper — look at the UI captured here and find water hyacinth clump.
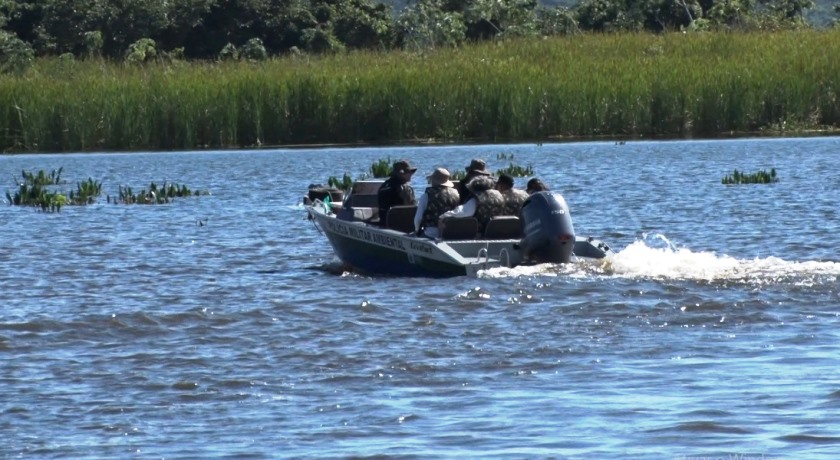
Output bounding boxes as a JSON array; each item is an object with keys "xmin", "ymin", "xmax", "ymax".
[
  {"xmin": 6, "ymin": 168, "xmax": 69, "ymax": 212},
  {"xmin": 111, "ymin": 181, "xmax": 209, "ymax": 205},
  {"xmin": 327, "ymin": 173, "xmax": 353, "ymax": 191},
  {"xmin": 722, "ymin": 168, "xmax": 778, "ymax": 184},
  {"xmin": 496, "ymin": 162, "xmax": 534, "ymax": 177},
  {"xmin": 369, "ymin": 158, "xmax": 391, "ymax": 178},
  {"xmin": 5, "ymin": 168, "xmax": 208, "ymax": 211},
  {"xmin": 68, "ymin": 178, "xmax": 103, "ymax": 205}
]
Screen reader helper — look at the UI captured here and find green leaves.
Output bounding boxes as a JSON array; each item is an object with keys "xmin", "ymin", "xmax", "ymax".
[{"xmin": 721, "ymin": 168, "xmax": 779, "ymax": 184}]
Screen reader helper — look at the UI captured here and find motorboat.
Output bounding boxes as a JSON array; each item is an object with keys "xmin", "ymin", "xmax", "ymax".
[{"xmin": 304, "ymin": 179, "xmax": 613, "ymax": 277}]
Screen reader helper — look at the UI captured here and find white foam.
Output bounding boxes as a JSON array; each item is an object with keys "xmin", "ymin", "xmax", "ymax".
[{"xmin": 479, "ymin": 233, "xmax": 840, "ymax": 285}]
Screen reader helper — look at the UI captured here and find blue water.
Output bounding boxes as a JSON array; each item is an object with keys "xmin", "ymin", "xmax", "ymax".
[{"xmin": 2, "ymin": 137, "xmax": 840, "ymax": 459}]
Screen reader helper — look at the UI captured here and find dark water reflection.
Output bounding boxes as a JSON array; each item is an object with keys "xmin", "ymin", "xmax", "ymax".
[{"xmin": 2, "ymin": 137, "xmax": 840, "ymax": 458}]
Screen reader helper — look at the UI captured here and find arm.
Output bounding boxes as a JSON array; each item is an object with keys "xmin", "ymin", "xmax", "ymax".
[
  {"xmin": 440, "ymin": 198, "xmax": 477, "ymax": 219},
  {"xmin": 400, "ymin": 184, "xmax": 416, "ymax": 205}
]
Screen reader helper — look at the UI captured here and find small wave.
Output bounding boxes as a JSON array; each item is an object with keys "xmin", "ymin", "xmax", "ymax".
[
  {"xmin": 650, "ymin": 421, "xmax": 754, "ymax": 435},
  {"xmin": 776, "ymin": 433, "xmax": 840, "ymax": 444}
]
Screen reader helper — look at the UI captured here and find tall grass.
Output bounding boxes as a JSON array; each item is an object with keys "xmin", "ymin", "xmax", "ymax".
[{"xmin": 1, "ymin": 30, "xmax": 839, "ymax": 153}]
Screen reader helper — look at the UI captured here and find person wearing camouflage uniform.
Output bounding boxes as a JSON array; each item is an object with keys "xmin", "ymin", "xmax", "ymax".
[
  {"xmin": 440, "ymin": 175, "xmax": 505, "ymax": 236},
  {"xmin": 495, "ymin": 173, "xmax": 529, "ymax": 216},
  {"xmin": 413, "ymin": 168, "xmax": 460, "ymax": 238}
]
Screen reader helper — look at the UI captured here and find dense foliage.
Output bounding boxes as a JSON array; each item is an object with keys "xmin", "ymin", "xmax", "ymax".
[
  {"xmin": 0, "ymin": 0, "xmax": 836, "ymax": 65},
  {"xmin": 1, "ymin": 31, "xmax": 838, "ymax": 153}
]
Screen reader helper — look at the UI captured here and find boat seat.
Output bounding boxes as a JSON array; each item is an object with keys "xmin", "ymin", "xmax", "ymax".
[
  {"xmin": 441, "ymin": 217, "xmax": 479, "ymax": 240},
  {"xmin": 386, "ymin": 205, "xmax": 417, "ymax": 233},
  {"xmin": 348, "ymin": 194, "xmax": 379, "ymax": 209},
  {"xmin": 483, "ymin": 216, "xmax": 522, "ymax": 239}
]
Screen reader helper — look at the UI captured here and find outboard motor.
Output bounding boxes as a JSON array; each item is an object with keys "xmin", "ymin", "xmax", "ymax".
[{"xmin": 519, "ymin": 192, "xmax": 576, "ymax": 263}]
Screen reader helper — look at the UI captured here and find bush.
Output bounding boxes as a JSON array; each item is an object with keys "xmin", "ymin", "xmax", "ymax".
[
  {"xmin": 241, "ymin": 38, "xmax": 268, "ymax": 61},
  {"xmin": 125, "ymin": 38, "xmax": 157, "ymax": 63},
  {"xmin": 0, "ymin": 30, "xmax": 34, "ymax": 75}
]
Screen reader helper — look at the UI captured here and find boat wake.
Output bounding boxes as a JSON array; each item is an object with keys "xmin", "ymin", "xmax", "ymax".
[{"xmin": 480, "ymin": 233, "xmax": 840, "ymax": 285}]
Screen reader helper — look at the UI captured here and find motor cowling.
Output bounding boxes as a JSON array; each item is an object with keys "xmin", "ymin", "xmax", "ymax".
[{"xmin": 519, "ymin": 192, "xmax": 576, "ymax": 263}]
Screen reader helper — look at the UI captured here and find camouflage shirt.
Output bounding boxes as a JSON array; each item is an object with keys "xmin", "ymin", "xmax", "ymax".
[
  {"xmin": 473, "ymin": 189, "xmax": 505, "ymax": 234},
  {"xmin": 420, "ymin": 186, "xmax": 460, "ymax": 229},
  {"xmin": 500, "ymin": 188, "xmax": 529, "ymax": 216}
]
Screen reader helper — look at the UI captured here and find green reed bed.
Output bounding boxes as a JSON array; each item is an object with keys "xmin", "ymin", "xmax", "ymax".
[{"xmin": 1, "ymin": 30, "xmax": 840, "ymax": 153}]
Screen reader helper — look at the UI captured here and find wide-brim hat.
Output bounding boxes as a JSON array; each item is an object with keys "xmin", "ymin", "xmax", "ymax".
[
  {"xmin": 465, "ymin": 158, "xmax": 491, "ymax": 175},
  {"xmin": 393, "ymin": 159, "xmax": 418, "ymax": 174},
  {"xmin": 427, "ymin": 167, "xmax": 454, "ymax": 187}
]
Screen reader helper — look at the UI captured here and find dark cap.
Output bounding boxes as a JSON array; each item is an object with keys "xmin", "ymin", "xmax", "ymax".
[
  {"xmin": 465, "ymin": 158, "xmax": 491, "ymax": 175},
  {"xmin": 393, "ymin": 159, "xmax": 417, "ymax": 174},
  {"xmin": 496, "ymin": 173, "xmax": 515, "ymax": 188},
  {"xmin": 526, "ymin": 178, "xmax": 549, "ymax": 194}
]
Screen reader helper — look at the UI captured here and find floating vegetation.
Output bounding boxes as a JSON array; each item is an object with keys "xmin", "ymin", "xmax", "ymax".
[
  {"xmin": 369, "ymin": 158, "xmax": 391, "ymax": 178},
  {"xmin": 496, "ymin": 153, "xmax": 514, "ymax": 160},
  {"xmin": 450, "ymin": 170, "xmax": 467, "ymax": 181},
  {"xmin": 21, "ymin": 168, "xmax": 64, "ymax": 186},
  {"xmin": 496, "ymin": 163, "xmax": 534, "ymax": 177},
  {"xmin": 721, "ymin": 168, "xmax": 778, "ymax": 184},
  {"xmin": 6, "ymin": 168, "xmax": 69, "ymax": 212},
  {"xmin": 327, "ymin": 173, "xmax": 353, "ymax": 191},
  {"xmin": 6, "ymin": 168, "xmax": 208, "ymax": 211},
  {"xmin": 110, "ymin": 182, "xmax": 208, "ymax": 205},
  {"xmin": 68, "ymin": 178, "xmax": 102, "ymax": 205}
]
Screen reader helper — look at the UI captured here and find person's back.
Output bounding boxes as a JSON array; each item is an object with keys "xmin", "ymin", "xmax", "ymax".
[
  {"xmin": 495, "ymin": 173, "xmax": 529, "ymax": 215},
  {"xmin": 378, "ymin": 159, "xmax": 417, "ymax": 223},
  {"xmin": 456, "ymin": 158, "xmax": 492, "ymax": 204},
  {"xmin": 467, "ymin": 176, "xmax": 506, "ymax": 234},
  {"xmin": 414, "ymin": 168, "xmax": 460, "ymax": 238}
]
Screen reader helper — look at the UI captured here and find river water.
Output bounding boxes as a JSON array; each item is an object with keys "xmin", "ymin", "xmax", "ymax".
[{"xmin": 2, "ymin": 137, "xmax": 840, "ymax": 459}]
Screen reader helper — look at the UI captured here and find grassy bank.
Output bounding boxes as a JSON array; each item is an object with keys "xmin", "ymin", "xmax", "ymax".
[{"xmin": 1, "ymin": 30, "xmax": 839, "ymax": 153}]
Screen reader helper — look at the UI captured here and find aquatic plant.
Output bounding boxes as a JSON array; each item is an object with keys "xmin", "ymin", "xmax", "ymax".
[
  {"xmin": 496, "ymin": 162, "xmax": 534, "ymax": 177},
  {"xmin": 369, "ymin": 158, "xmax": 391, "ymax": 178},
  {"xmin": 68, "ymin": 178, "xmax": 102, "ymax": 205},
  {"xmin": 111, "ymin": 181, "xmax": 209, "ymax": 204},
  {"xmin": 327, "ymin": 173, "xmax": 353, "ymax": 191},
  {"xmin": 6, "ymin": 168, "xmax": 208, "ymax": 211},
  {"xmin": 6, "ymin": 168, "xmax": 68, "ymax": 212},
  {"xmin": 21, "ymin": 168, "xmax": 63, "ymax": 186},
  {"xmin": 6, "ymin": 182, "xmax": 66, "ymax": 212},
  {"xmin": 721, "ymin": 168, "xmax": 778, "ymax": 184}
]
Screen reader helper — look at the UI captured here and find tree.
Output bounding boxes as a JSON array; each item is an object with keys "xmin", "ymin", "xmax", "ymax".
[
  {"xmin": 394, "ymin": 0, "xmax": 467, "ymax": 50},
  {"xmin": 0, "ymin": 29, "xmax": 34, "ymax": 74},
  {"xmin": 462, "ymin": 0, "xmax": 541, "ymax": 40},
  {"xmin": 332, "ymin": 0, "xmax": 393, "ymax": 49},
  {"xmin": 575, "ymin": 0, "xmax": 643, "ymax": 31}
]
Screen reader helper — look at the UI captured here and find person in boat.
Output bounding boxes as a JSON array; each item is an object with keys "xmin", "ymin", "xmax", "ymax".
[
  {"xmin": 413, "ymin": 167, "xmax": 460, "ymax": 238},
  {"xmin": 525, "ymin": 178, "xmax": 550, "ymax": 195},
  {"xmin": 455, "ymin": 158, "xmax": 492, "ymax": 204},
  {"xmin": 439, "ymin": 175, "xmax": 505, "ymax": 236},
  {"xmin": 377, "ymin": 159, "xmax": 417, "ymax": 224},
  {"xmin": 495, "ymin": 173, "xmax": 529, "ymax": 216}
]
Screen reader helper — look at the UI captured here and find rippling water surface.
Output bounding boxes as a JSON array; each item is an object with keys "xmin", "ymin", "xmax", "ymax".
[{"xmin": 2, "ymin": 137, "xmax": 840, "ymax": 459}]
